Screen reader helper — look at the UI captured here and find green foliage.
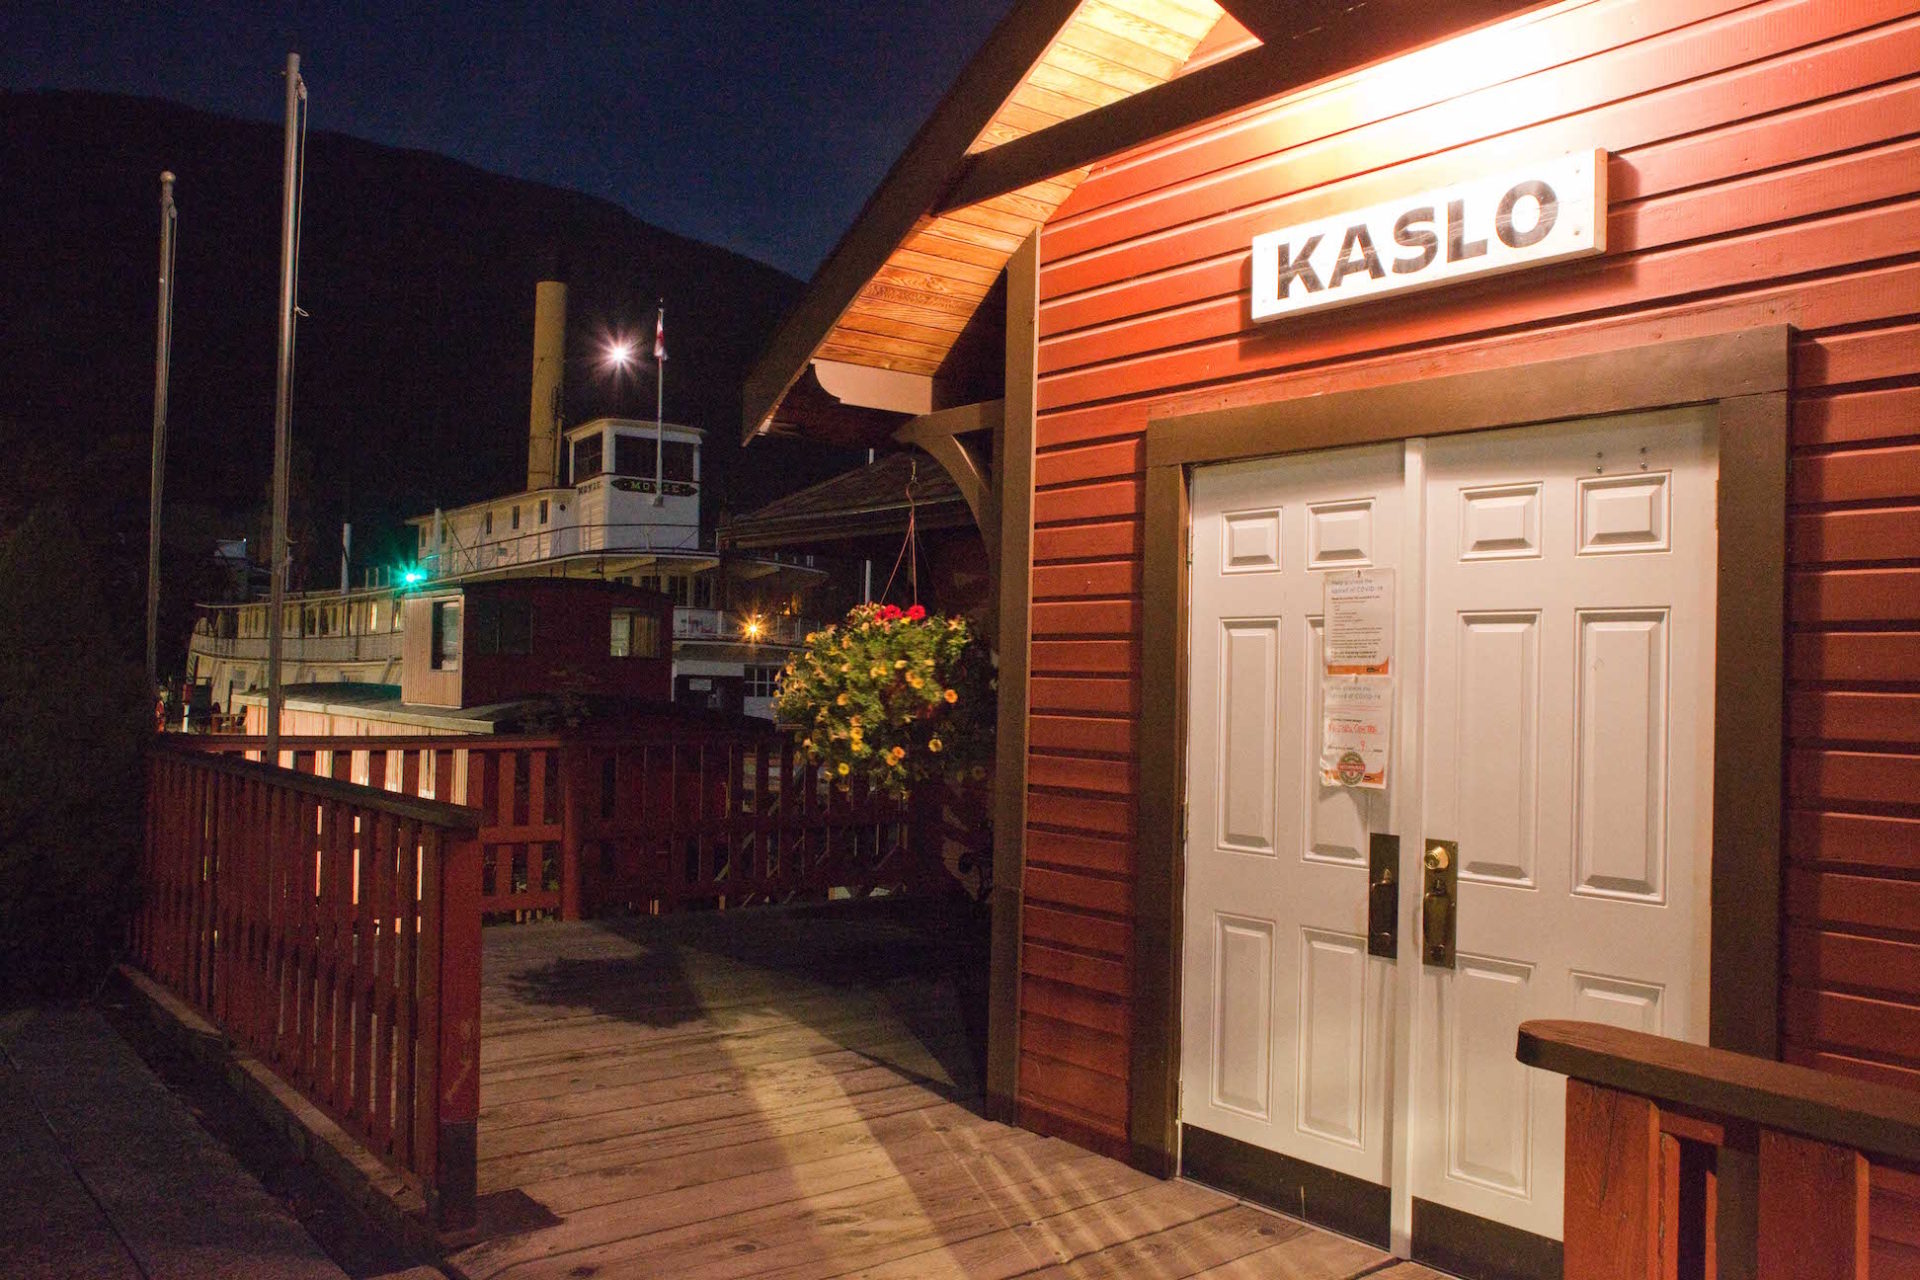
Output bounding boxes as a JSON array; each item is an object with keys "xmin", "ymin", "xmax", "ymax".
[
  {"xmin": 0, "ymin": 507, "xmax": 149, "ymax": 1004},
  {"xmin": 774, "ymin": 603, "xmax": 993, "ymax": 797}
]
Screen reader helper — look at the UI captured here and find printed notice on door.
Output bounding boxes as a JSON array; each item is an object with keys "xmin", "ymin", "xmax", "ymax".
[
  {"xmin": 1324, "ymin": 569, "xmax": 1394, "ymax": 675},
  {"xmin": 1321, "ymin": 677, "xmax": 1392, "ymax": 790}
]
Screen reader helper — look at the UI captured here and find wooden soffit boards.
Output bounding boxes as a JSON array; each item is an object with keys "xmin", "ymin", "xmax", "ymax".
[
  {"xmin": 937, "ymin": 0, "xmax": 1553, "ymax": 213},
  {"xmin": 744, "ymin": 0, "xmax": 1233, "ymax": 443}
]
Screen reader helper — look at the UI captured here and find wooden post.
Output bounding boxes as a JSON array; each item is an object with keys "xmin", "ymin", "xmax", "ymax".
[
  {"xmin": 1757, "ymin": 1130, "xmax": 1868, "ymax": 1280},
  {"xmin": 432, "ymin": 832, "xmax": 482, "ymax": 1230},
  {"xmin": 1564, "ymin": 1080, "xmax": 1661, "ymax": 1280},
  {"xmin": 558, "ymin": 742, "xmax": 583, "ymax": 920}
]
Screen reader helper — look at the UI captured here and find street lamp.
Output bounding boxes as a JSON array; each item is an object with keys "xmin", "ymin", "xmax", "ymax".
[{"xmin": 742, "ymin": 615, "xmax": 765, "ymax": 643}]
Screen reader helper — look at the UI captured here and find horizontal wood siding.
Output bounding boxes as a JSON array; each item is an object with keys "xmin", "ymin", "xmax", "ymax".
[{"xmin": 1018, "ymin": 0, "xmax": 1920, "ymax": 1146}]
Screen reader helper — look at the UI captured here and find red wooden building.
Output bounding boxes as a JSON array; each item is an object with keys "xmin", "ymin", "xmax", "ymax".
[{"xmin": 742, "ymin": 0, "xmax": 1919, "ymax": 1271}]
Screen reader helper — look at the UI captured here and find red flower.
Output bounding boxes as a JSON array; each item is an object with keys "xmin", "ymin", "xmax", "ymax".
[
  {"xmin": 906, "ymin": 604, "xmax": 926, "ymax": 621},
  {"xmin": 879, "ymin": 604, "xmax": 902, "ymax": 621}
]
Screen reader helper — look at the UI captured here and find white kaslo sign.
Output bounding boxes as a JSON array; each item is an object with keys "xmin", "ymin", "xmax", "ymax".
[{"xmin": 1251, "ymin": 150, "xmax": 1608, "ymax": 322}]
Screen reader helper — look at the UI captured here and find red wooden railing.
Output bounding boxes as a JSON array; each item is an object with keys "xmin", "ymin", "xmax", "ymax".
[
  {"xmin": 188, "ymin": 728, "xmax": 945, "ymax": 920},
  {"xmin": 137, "ymin": 741, "xmax": 483, "ymax": 1228},
  {"xmin": 1519, "ymin": 1020, "xmax": 1920, "ymax": 1279}
]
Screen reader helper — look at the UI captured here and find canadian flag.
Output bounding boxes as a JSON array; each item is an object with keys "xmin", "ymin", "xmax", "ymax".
[{"xmin": 653, "ymin": 306, "xmax": 667, "ymax": 362}]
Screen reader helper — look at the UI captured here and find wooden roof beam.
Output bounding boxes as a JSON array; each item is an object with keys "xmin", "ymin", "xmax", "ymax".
[
  {"xmin": 935, "ymin": 0, "xmax": 1548, "ymax": 215},
  {"xmin": 742, "ymin": 0, "xmax": 1085, "ymax": 443}
]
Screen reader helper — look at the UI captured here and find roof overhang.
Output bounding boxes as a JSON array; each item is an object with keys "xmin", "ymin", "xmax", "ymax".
[{"xmin": 743, "ymin": 0, "xmax": 1552, "ymax": 448}]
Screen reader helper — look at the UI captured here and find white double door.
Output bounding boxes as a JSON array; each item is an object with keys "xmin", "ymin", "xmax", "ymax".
[{"xmin": 1180, "ymin": 408, "xmax": 1717, "ymax": 1249}]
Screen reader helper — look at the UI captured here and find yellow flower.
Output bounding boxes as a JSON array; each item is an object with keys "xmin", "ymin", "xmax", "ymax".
[
  {"xmin": 871, "ymin": 665, "xmax": 885, "ymax": 678},
  {"xmin": 943, "ymin": 688, "xmax": 958, "ymax": 703},
  {"xmin": 837, "ymin": 762, "xmax": 850, "ymax": 776},
  {"xmin": 836, "ymin": 692, "xmax": 849, "ymax": 706},
  {"xmin": 895, "ymin": 659, "xmax": 908, "ymax": 669},
  {"xmin": 907, "ymin": 673, "xmax": 923, "ymax": 689},
  {"xmin": 928, "ymin": 738, "xmax": 943, "ymax": 753},
  {"xmin": 850, "ymin": 729, "xmax": 863, "ymax": 743}
]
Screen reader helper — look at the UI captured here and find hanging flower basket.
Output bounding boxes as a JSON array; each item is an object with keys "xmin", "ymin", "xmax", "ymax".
[{"xmin": 775, "ymin": 603, "xmax": 993, "ymax": 797}]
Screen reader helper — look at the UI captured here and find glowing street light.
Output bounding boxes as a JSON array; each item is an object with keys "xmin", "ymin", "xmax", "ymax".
[
  {"xmin": 604, "ymin": 339, "xmax": 635, "ymax": 369},
  {"xmin": 742, "ymin": 615, "xmax": 766, "ymax": 643}
]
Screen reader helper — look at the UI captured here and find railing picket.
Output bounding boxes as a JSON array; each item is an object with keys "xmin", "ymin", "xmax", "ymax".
[
  {"xmin": 371, "ymin": 809, "xmax": 398, "ymax": 1156},
  {"xmin": 1758, "ymin": 1131, "xmax": 1869, "ymax": 1280},
  {"xmin": 393, "ymin": 818, "xmax": 421, "ymax": 1168}
]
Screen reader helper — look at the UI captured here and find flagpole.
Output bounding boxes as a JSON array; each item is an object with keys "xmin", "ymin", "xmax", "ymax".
[
  {"xmin": 652, "ymin": 301, "xmax": 665, "ymax": 508},
  {"xmin": 266, "ymin": 52, "xmax": 305, "ymax": 759},
  {"xmin": 146, "ymin": 171, "xmax": 178, "ymax": 695}
]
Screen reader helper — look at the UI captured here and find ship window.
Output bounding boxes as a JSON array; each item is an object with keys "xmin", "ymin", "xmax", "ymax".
[
  {"xmin": 431, "ymin": 601, "xmax": 461, "ymax": 671},
  {"xmin": 610, "ymin": 609, "xmax": 662, "ymax": 659},
  {"xmin": 538, "ymin": 498, "xmax": 549, "ymax": 524},
  {"xmin": 483, "ymin": 510, "xmax": 494, "ymax": 536},
  {"xmin": 744, "ymin": 665, "xmax": 781, "ymax": 698},
  {"xmin": 470, "ymin": 598, "xmax": 532, "ymax": 656},
  {"xmin": 692, "ymin": 576, "xmax": 714, "ymax": 608},
  {"xmin": 511, "ymin": 505, "xmax": 521, "ymax": 531},
  {"xmin": 573, "ymin": 434, "xmax": 603, "ymax": 482},
  {"xmin": 662, "ymin": 441, "xmax": 695, "ymax": 483},
  {"xmin": 613, "ymin": 434, "xmax": 650, "ymax": 477}
]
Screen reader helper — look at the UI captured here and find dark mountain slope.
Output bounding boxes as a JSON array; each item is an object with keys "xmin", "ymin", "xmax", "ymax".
[{"xmin": 0, "ymin": 89, "xmax": 855, "ymax": 577}]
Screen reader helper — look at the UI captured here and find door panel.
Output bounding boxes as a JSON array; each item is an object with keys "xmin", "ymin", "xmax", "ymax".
[
  {"xmin": 1180, "ymin": 408, "xmax": 1717, "ymax": 1266},
  {"xmin": 1411, "ymin": 407, "xmax": 1717, "ymax": 1243},
  {"xmin": 1183, "ymin": 445, "xmax": 1403, "ymax": 1191}
]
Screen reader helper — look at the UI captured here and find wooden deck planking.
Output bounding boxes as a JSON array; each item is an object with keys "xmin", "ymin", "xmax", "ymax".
[{"xmin": 451, "ymin": 902, "xmax": 1401, "ymax": 1280}]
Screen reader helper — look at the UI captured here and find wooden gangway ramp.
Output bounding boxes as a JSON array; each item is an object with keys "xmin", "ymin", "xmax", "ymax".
[{"xmin": 451, "ymin": 901, "xmax": 1437, "ymax": 1280}]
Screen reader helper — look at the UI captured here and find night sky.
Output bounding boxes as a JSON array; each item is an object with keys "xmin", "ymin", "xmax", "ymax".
[{"xmin": 0, "ymin": 0, "xmax": 1018, "ymax": 277}]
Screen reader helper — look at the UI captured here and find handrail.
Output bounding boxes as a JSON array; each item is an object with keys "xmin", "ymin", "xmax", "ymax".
[
  {"xmin": 179, "ymin": 729, "xmax": 941, "ymax": 920},
  {"xmin": 154, "ymin": 739, "xmax": 483, "ymax": 829},
  {"xmin": 1520, "ymin": 1019, "xmax": 1920, "ymax": 1280},
  {"xmin": 1518, "ymin": 1020, "xmax": 1920, "ymax": 1165},
  {"xmin": 138, "ymin": 741, "xmax": 484, "ymax": 1228}
]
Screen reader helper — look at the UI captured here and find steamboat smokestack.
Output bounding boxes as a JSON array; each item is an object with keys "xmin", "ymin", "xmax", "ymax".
[{"xmin": 527, "ymin": 280, "xmax": 567, "ymax": 489}]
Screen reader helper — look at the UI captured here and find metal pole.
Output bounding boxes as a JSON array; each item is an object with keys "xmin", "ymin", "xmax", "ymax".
[
  {"xmin": 146, "ymin": 171, "xmax": 178, "ymax": 694},
  {"xmin": 653, "ymin": 302, "xmax": 665, "ymax": 508},
  {"xmin": 266, "ymin": 52, "xmax": 303, "ymax": 759},
  {"xmin": 862, "ymin": 447, "xmax": 875, "ymax": 603}
]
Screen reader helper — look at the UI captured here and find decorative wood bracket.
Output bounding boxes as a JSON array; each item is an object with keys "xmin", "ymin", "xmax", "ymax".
[{"xmin": 893, "ymin": 399, "xmax": 1006, "ymax": 568}]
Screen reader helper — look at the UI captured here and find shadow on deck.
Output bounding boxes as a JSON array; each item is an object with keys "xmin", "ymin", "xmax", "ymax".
[{"xmin": 450, "ymin": 898, "xmax": 1439, "ymax": 1280}]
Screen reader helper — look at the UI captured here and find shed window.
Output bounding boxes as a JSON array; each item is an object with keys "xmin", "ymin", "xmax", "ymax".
[
  {"xmin": 610, "ymin": 610, "xmax": 662, "ymax": 659},
  {"xmin": 431, "ymin": 601, "xmax": 462, "ymax": 671},
  {"xmin": 470, "ymin": 598, "xmax": 532, "ymax": 656}
]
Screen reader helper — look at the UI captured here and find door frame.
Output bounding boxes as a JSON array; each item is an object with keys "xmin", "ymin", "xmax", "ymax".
[{"xmin": 1130, "ymin": 325, "xmax": 1791, "ymax": 1182}]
